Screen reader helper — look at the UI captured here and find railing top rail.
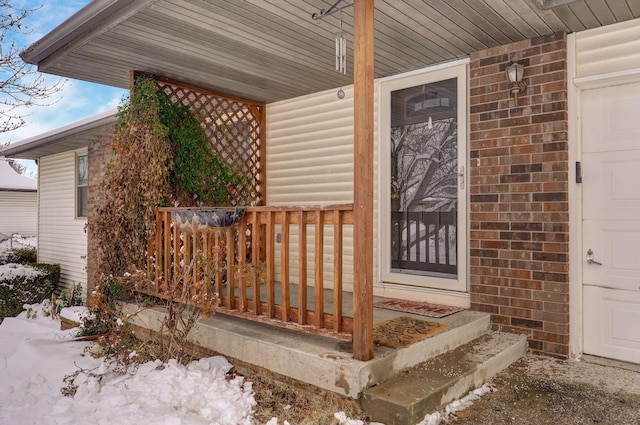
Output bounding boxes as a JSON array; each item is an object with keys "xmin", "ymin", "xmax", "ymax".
[{"xmin": 157, "ymin": 204, "xmax": 354, "ymax": 213}]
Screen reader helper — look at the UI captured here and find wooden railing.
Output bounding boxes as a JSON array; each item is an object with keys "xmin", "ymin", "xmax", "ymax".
[
  {"xmin": 391, "ymin": 210, "xmax": 457, "ymax": 275},
  {"xmin": 145, "ymin": 205, "xmax": 355, "ymax": 340}
]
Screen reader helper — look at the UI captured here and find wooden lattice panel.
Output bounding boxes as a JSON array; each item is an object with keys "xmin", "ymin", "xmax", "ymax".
[{"xmin": 156, "ymin": 77, "xmax": 265, "ymax": 206}]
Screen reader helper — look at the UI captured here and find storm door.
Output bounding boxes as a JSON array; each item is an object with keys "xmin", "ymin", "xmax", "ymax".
[{"xmin": 380, "ymin": 64, "xmax": 467, "ymax": 291}]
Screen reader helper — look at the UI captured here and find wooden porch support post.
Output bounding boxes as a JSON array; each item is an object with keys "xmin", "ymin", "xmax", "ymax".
[{"xmin": 352, "ymin": 0, "xmax": 374, "ymax": 361}]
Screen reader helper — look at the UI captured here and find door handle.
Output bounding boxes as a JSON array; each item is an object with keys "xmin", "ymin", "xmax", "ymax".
[{"xmin": 586, "ymin": 249, "xmax": 602, "ymax": 266}]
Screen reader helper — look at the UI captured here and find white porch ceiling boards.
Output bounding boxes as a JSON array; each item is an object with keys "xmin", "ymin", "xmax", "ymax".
[{"xmin": 21, "ymin": 0, "xmax": 640, "ymax": 103}]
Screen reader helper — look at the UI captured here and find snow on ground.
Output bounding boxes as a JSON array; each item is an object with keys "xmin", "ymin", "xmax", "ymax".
[
  {"xmin": 0, "ymin": 235, "xmax": 37, "ymax": 251},
  {"xmin": 0, "ymin": 263, "xmax": 44, "ymax": 282},
  {"xmin": 0, "ymin": 303, "xmax": 383, "ymax": 425},
  {"xmin": 0, "ymin": 299, "xmax": 484, "ymax": 425},
  {"xmin": 417, "ymin": 385, "xmax": 494, "ymax": 425},
  {"xmin": 0, "ymin": 303, "xmax": 256, "ymax": 425}
]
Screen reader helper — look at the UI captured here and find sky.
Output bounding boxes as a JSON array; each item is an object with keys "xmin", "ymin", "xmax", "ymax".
[{"xmin": 0, "ymin": 0, "xmax": 128, "ymax": 175}]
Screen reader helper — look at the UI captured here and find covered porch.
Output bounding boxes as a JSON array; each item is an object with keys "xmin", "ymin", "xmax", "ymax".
[
  {"xmin": 15, "ymin": 1, "xmax": 640, "ymax": 405},
  {"xmin": 133, "ymin": 203, "xmax": 525, "ymax": 420}
]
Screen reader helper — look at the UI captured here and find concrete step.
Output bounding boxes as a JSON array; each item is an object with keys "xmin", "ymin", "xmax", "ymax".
[
  {"xmin": 361, "ymin": 331, "xmax": 527, "ymax": 425},
  {"xmin": 123, "ymin": 302, "xmax": 492, "ymax": 399}
]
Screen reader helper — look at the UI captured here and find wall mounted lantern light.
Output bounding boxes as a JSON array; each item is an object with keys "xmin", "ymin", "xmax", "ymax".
[{"xmin": 505, "ymin": 62, "xmax": 526, "ymax": 106}]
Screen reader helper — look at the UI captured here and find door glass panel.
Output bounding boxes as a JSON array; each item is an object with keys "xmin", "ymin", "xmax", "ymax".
[{"xmin": 390, "ymin": 78, "xmax": 457, "ymax": 278}]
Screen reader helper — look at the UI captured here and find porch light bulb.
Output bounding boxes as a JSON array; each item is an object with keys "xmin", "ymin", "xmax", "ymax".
[{"xmin": 337, "ymin": 88, "xmax": 345, "ymax": 99}]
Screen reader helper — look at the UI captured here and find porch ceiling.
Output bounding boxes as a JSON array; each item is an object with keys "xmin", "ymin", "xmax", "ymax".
[{"xmin": 22, "ymin": 0, "xmax": 640, "ymax": 103}]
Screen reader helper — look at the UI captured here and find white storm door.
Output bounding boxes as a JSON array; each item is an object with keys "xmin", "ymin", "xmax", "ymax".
[
  {"xmin": 582, "ymin": 81, "xmax": 640, "ymax": 364},
  {"xmin": 379, "ymin": 63, "xmax": 467, "ymax": 292}
]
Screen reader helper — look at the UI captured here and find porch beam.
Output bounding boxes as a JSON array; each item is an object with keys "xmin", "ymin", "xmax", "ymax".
[{"xmin": 352, "ymin": 0, "xmax": 374, "ymax": 361}]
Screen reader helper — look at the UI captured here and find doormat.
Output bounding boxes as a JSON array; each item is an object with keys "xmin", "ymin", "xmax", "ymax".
[
  {"xmin": 373, "ymin": 316, "xmax": 448, "ymax": 349},
  {"xmin": 374, "ymin": 299, "xmax": 464, "ymax": 318}
]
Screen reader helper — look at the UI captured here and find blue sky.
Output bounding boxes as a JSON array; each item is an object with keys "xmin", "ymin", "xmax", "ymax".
[{"xmin": 1, "ymin": 0, "xmax": 128, "ymax": 174}]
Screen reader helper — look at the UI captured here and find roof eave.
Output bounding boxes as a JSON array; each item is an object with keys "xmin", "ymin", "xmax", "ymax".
[
  {"xmin": 0, "ymin": 188, "xmax": 37, "ymax": 193},
  {"xmin": 20, "ymin": 0, "xmax": 144, "ymax": 65},
  {"xmin": 1, "ymin": 109, "xmax": 118, "ymax": 159}
]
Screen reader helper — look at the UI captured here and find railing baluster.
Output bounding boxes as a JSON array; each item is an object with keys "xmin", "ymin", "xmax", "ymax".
[
  {"xmin": 445, "ymin": 216, "xmax": 451, "ymax": 267},
  {"xmin": 178, "ymin": 228, "xmax": 187, "ymax": 301},
  {"xmin": 147, "ymin": 232, "xmax": 155, "ymax": 295},
  {"xmin": 333, "ymin": 210, "xmax": 343, "ymax": 333},
  {"xmin": 191, "ymin": 229, "xmax": 198, "ymax": 298},
  {"xmin": 280, "ymin": 210, "xmax": 290, "ymax": 322},
  {"xmin": 266, "ymin": 211, "xmax": 275, "ymax": 318},
  {"xmin": 314, "ymin": 210, "xmax": 324, "ymax": 329},
  {"xmin": 155, "ymin": 212, "xmax": 163, "ymax": 293},
  {"xmin": 416, "ymin": 212, "xmax": 422, "ymax": 263},
  {"xmin": 226, "ymin": 226, "xmax": 235, "ymax": 309},
  {"xmin": 298, "ymin": 210, "xmax": 307, "ymax": 325},
  {"xmin": 426, "ymin": 213, "xmax": 431, "ymax": 264},
  {"xmin": 251, "ymin": 211, "xmax": 261, "ymax": 315},
  {"xmin": 211, "ymin": 230, "xmax": 221, "ymax": 305},
  {"xmin": 172, "ymin": 219, "xmax": 179, "ymax": 296},
  {"xmin": 405, "ymin": 211, "xmax": 411, "ymax": 263},
  {"xmin": 163, "ymin": 211, "xmax": 171, "ymax": 291},
  {"xmin": 434, "ymin": 212, "xmax": 441, "ymax": 265},
  {"xmin": 238, "ymin": 217, "xmax": 248, "ymax": 312}
]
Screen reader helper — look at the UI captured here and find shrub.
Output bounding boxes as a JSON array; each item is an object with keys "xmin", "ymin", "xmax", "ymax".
[
  {"xmin": 0, "ymin": 263, "xmax": 60, "ymax": 319},
  {"xmin": 0, "ymin": 247, "xmax": 37, "ymax": 265}
]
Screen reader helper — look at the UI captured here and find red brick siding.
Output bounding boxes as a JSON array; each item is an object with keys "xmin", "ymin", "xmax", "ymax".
[
  {"xmin": 469, "ymin": 32, "xmax": 569, "ymax": 358},
  {"xmin": 87, "ymin": 135, "xmax": 113, "ymax": 301}
]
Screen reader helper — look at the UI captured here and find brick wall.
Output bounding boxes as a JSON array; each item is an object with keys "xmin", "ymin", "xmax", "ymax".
[
  {"xmin": 87, "ymin": 135, "xmax": 113, "ymax": 300},
  {"xmin": 469, "ymin": 32, "xmax": 570, "ymax": 358}
]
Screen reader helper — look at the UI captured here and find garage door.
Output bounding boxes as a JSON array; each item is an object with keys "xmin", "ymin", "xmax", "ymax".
[{"xmin": 582, "ymin": 81, "xmax": 640, "ymax": 364}]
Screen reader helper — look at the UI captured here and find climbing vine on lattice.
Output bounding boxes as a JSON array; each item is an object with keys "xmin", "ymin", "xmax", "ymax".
[{"xmin": 154, "ymin": 76, "xmax": 265, "ymax": 207}]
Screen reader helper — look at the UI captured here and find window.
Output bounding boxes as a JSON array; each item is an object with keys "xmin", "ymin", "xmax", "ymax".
[{"xmin": 76, "ymin": 154, "xmax": 88, "ymax": 218}]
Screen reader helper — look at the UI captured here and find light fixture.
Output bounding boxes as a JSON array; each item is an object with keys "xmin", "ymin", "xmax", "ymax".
[{"xmin": 505, "ymin": 62, "xmax": 527, "ymax": 106}]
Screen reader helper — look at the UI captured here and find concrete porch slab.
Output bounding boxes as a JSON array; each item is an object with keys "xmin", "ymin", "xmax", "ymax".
[{"xmin": 121, "ymin": 302, "xmax": 489, "ymax": 398}]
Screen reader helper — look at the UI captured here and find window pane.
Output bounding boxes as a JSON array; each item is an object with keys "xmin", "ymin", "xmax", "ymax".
[
  {"xmin": 77, "ymin": 155, "xmax": 88, "ymax": 186},
  {"xmin": 77, "ymin": 186, "xmax": 88, "ymax": 218},
  {"xmin": 390, "ymin": 78, "xmax": 458, "ymax": 278}
]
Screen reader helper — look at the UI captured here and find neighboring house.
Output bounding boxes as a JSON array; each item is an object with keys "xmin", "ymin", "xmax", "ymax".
[
  {"xmin": 10, "ymin": 0, "xmax": 640, "ymax": 369},
  {"xmin": 1, "ymin": 111, "xmax": 117, "ymax": 297},
  {"xmin": 0, "ymin": 159, "xmax": 37, "ymax": 237}
]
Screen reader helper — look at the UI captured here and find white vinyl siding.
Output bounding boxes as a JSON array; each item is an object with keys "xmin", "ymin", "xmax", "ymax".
[
  {"xmin": 0, "ymin": 191, "xmax": 37, "ymax": 236},
  {"xmin": 266, "ymin": 86, "xmax": 355, "ymax": 205},
  {"xmin": 266, "ymin": 86, "xmax": 361, "ymax": 291},
  {"xmin": 576, "ymin": 18, "xmax": 640, "ymax": 79},
  {"xmin": 38, "ymin": 150, "xmax": 88, "ymax": 296}
]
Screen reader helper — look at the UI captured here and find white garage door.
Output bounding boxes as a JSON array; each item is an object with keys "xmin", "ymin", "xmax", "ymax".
[{"xmin": 582, "ymin": 81, "xmax": 640, "ymax": 364}]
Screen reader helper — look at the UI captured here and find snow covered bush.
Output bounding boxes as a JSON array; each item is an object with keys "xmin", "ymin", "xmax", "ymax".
[
  {"xmin": 0, "ymin": 262, "xmax": 60, "ymax": 320},
  {"xmin": 0, "ymin": 234, "xmax": 37, "ymax": 265},
  {"xmin": 0, "ymin": 247, "xmax": 37, "ymax": 265}
]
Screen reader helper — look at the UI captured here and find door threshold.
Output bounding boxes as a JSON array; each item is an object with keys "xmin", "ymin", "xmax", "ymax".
[
  {"xmin": 374, "ymin": 282, "xmax": 470, "ymax": 309},
  {"xmin": 580, "ymin": 354, "xmax": 640, "ymax": 373}
]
